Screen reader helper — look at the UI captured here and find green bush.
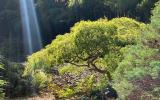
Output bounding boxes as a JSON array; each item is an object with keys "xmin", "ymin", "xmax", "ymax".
[
  {"xmin": 113, "ymin": 42, "xmax": 160, "ymax": 99},
  {"xmin": 0, "ymin": 58, "xmax": 6, "ymax": 99},
  {"xmin": 0, "ymin": 80, "xmax": 6, "ymax": 99},
  {"xmin": 24, "ymin": 17, "xmax": 144, "ymax": 98},
  {"xmin": 2, "ymin": 60, "xmax": 33, "ymax": 98},
  {"xmin": 32, "ymin": 70, "xmax": 52, "ymax": 90},
  {"xmin": 112, "ymin": 8, "xmax": 160, "ymax": 98},
  {"xmin": 113, "ymin": 79, "xmax": 134, "ymax": 100}
]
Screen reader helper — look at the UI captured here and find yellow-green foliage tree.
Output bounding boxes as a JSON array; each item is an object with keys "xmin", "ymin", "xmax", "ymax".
[
  {"xmin": 112, "ymin": 2, "xmax": 160, "ymax": 99},
  {"xmin": 24, "ymin": 17, "xmax": 144, "ymax": 98}
]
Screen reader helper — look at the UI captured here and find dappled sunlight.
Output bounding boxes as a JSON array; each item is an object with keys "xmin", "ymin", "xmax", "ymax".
[{"xmin": 19, "ymin": 0, "xmax": 42, "ymax": 55}]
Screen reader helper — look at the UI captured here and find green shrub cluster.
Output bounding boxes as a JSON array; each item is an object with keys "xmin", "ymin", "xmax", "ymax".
[
  {"xmin": 0, "ymin": 57, "xmax": 34, "ymax": 98},
  {"xmin": 24, "ymin": 17, "xmax": 144, "ymax": 98},
  {"xmin": 112, "ymin": 2, "xmax": 160, "ymax": 99},
  {"xmin": 0, "ymin": 56, "xmax": 6, "ymax": 99}
]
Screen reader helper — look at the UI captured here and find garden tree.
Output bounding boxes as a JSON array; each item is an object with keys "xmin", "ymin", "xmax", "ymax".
[
  {"xmin": 112, "ymin": 3, "xmax": 160, "ymax": 99},
  {"xmin": 101, "ymin": 18, "xmax": 145, "ymax": 73},
  {"xmin": 113, "ymin": 39, "xmax": 160, "ymax": 99},
  {"xmin": 112, "ymin": 27, "xmax": 160, "ymax": 99},
  {"xmin": 24, "ymin": 18, "xmax": 144, "ymax": 98}
]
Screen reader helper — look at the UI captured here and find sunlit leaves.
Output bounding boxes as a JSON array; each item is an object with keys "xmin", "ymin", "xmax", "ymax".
[
  {"xmin": 24, "ymin": 17, "xmax": 143, "ymax": 98},
  {"xmin": 151, "ymin": 1, "xmax": 160, "ymax": 33},
  {"xmin": 24, "ymin": 17, "xmax": 143, "ymax": 77},
  {"xmin": 110, "ymin": 17, "xmax": 145, "ymax": 45}
]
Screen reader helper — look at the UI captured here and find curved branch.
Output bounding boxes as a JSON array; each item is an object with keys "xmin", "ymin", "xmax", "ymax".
[
  {"xmin": 91, "ymin": 63, "xmax": 112, "ymax": 82},
  {"xmin": 69, "ymin": 62, "xmax": 88, "ymax": 67}
]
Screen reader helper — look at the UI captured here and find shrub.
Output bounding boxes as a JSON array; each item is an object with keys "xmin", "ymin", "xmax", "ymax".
[
  {"xmin": 2, "ymin": 60, "xmax": 33, "ymax": 98},
  {"xmin": 0, "ymin": 58, "xmax": 6, "ymax": 99},
  {"xmin": 112, "ymin": 14, "xmax": 160, "ymax": 99},
  {"xmin": 32, "ymin": 70, "xmax": 52, "ymax": 90},
  {"xmin": 24, "ymin": 17, "xmax": 143, "ymax": 98}
]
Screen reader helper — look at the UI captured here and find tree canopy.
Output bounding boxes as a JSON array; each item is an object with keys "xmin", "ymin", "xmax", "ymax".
[{"xmin": 23, "ymin": 17, "xmax": 145, "ymax": 98}]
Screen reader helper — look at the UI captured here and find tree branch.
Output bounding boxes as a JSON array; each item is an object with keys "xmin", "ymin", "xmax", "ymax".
[
  {"xmin": 69, "ymin": 62, "xmax": 88, "ymax": 67},
  {"xmin": 91, "ymin": 63, "xmax": 112, "ymax": 82}
]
